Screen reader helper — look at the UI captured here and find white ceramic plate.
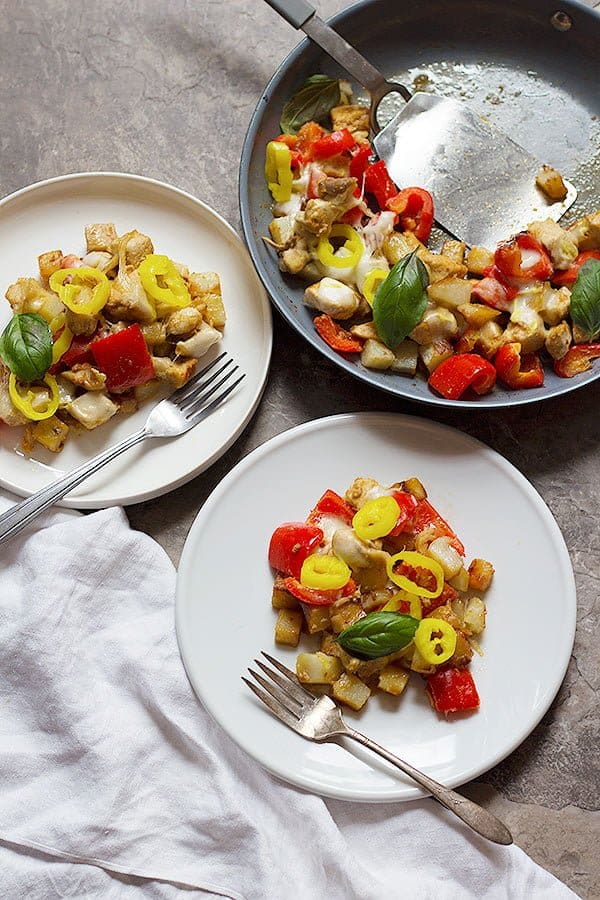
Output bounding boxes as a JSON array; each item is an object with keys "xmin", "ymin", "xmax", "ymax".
[
  {"xmin": 0, "ymin": 173, "xmax": 272, "ymax": 508},
  {"xmin": 176, "ymin": 413, "xmax": 576, "ymax": 802}
]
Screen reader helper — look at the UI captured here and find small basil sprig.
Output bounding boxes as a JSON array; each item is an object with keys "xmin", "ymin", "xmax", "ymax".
[
  {"xmin": 570, "ymin": 258, "xmax": 600, "ymax": 340},
  {"xmin": 373, "ymin": 250, "xmax": 429, "ymax": 349},
  {"xmin": 0, "ymin": 313, "xmax": 53, "ymax": 382},
  {"xmin": 280, "ymin": 75, "xmax": 341, "ymax": 135},
  {"xmin": 337, "ymin": 611, "xmax": 419, "ymax": 660}
]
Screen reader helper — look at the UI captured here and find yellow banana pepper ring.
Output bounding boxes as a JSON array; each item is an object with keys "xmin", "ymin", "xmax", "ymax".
[
  {"xmin": 386, "ymin": 550, "xmax": 444, "ymax": 599},
  {"xmin": 317, "ymin": 224, "xmax": 363, "ymax": 269},
  {"xmin": 382, "ymin": 591, "xmax": 422, "ymax": 620},
  {"xmin": 9, "ymin": 372, "xmax": 60, "ymax": 421},
  {"xmin": 362, "ymin": 268, "xmax": 389, "ymax": 306},
  {"xmin": 300, "ymin": 553, "xmax": 351, "ymax": 591},
  {"xmin": 265, "ymin": 140, "xmax": 293, "ymax": 203},
  {"xmin": 49, "ymin": 267, "xmax": 110, "ymax": 316},
  {"xmin": 353, "ymin": 495, "xmax": 399, "ymax": 541},
  {"xmin": 49, "ymin": 313, "xmax": 74, "ymax": 364},
  {"xmin": 414, "ymin": 617, "xmax": 457, "ymax": 665},
  {"xmin": 137, "ymin": 254, "xmax": 191, "ymax": 317}
]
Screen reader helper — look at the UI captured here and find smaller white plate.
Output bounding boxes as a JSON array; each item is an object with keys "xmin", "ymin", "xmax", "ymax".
[
  {"xmin": 0, "ymin": 173, "xmax": 272, "ymax": 508},
  {"xmin": 176, "ymin": 413, "xmax": 576, "ymax": 802}
]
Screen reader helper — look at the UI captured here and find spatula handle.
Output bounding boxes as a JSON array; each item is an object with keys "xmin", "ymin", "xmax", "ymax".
[{"xmin": 264, "ymin": 0, "xmax": 388, "ymax": 97}]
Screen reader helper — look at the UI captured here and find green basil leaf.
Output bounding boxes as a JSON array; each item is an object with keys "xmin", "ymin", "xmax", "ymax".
[
  {"xmin": 0, "ymin": 313, "xmax": 53, "ymax": 381},
  {"xmin": 372, "ymin": 250, "xmax": 429, "ymax": 349},
  {"xmin": 570, "ymin": 259, "xmax": 600, "ymax": 340},
  {"xmin": 280, "ymin": 75, "xmax": 341, "ymax": 135},
  {"xmin": 337, "ymin": 611, "xmax": 419, "ymax": 660}
]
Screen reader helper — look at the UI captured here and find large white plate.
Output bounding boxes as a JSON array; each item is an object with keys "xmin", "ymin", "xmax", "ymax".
[
  {"xmin": 176, "ymin": 413, "xmax": 576, "ymax": 802},
  {"xmin": 0, "ymin": 173, "xmax": 272, "ymax": 508}
]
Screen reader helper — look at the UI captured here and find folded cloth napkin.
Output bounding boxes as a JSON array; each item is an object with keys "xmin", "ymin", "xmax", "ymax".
[{"xmin": 0, "ymin": 497, "xmax": 578, "ymax": 900}]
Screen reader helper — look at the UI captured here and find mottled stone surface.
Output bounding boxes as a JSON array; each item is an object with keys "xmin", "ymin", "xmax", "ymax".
[{"xmin": 1, "ymin": 0, "xmax": 598, "ymax": 895}]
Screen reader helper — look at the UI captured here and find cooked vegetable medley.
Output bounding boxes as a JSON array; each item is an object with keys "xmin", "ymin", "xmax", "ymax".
[
  {"xmin": 0, "ymin": 225, "xmax": 225, "ymax": 452},
  {"xmin": 265, "ymin": 76, "xmax": 600, "ymax": 399},
  {"xmin": 268, "ymin": 476, "xmax": 493, "ymax": 715}
]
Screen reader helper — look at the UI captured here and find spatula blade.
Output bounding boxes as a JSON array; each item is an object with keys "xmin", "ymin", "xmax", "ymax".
[{"xmin": 374, "ymin": 92, "xmax": 576, "ymax": 249}]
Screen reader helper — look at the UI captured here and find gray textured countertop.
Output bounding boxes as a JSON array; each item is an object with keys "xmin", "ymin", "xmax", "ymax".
[{"xmin": 1, "ymin": 0, "xmax": 598, "ymax": 895}]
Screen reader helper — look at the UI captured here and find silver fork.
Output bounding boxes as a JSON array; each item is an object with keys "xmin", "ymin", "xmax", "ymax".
[
  {"xmin": 0, "ymin": 352, "xmax": 244, "ymax": 546},
  {"xmin": 244, "ymin": 652, "xmax": 513, "ymax": 846}
]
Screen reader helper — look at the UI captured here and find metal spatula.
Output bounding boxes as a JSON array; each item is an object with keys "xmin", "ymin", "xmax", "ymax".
[{"xmin": 264, "ymin": 0, "xmax": 577, "ymax": 248}]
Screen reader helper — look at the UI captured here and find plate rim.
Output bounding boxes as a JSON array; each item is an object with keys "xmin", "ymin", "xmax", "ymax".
[
  {"xmin": 175, "ymin": 411, "xmax": 577, "ymax": 801},
  {"xmin": 238, "ymin": 0, "xmax": 600, "ymax": 409},
  {"xmin": 0, "ymin": 170, "xmax": 273, "ymax": 508}
]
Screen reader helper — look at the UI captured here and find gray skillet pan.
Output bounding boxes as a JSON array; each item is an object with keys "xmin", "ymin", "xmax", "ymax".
[{"xmin": 239, "ymin": 0, "xmax": 600, "ymax": 409}]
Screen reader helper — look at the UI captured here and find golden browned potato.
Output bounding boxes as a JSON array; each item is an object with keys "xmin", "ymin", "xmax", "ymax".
[
  {"xmin": 536, "ymin": 164, "xmax": 568, "ymax": 202},
  {"xmin": 31, "ymin": 415, "xmax": 69, "ymax": 453},
  {"xmin": 378, "ymin": 665, "xmax": 410, "ymax": 696},
  {"xmin": 296, "ymin": 652, "xmax": 343, "ymax": 684},
  {"xmin": 38, "ymin": 250, "xmax": 63, "ymax": 282},
  {"xmin": 274, "ymin": 608, "xmax": 303, "ymax": 647},
  {"xmin": 468, "ymin": 558, "xmax": 495, "ymax": 591},
  {"xmin": 332, "ymin": 672, "xmax": 371, "ymax": 710}
]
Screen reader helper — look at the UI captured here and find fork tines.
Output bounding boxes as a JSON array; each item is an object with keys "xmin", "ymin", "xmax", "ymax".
[
  {"xmin": 173, "ymin": 352, "xmax": 245, "ymax": 420},
  {"xmin": 243, "ymin": 652, "xmax": 315, "ymax": 725}
]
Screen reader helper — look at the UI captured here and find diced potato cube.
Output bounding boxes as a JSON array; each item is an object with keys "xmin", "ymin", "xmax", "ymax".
[
  {"xmin": 85, "ymin": 223, "xmax": 118, "ymax": 253},
  {"xmin": 330, "ymin": 602, "xmax": 365, "ymax": 634},
  {"xmin": 332, "ymin": 672, "xmax": 371, "ymax": 710},
  {"xmin": 361, "ymin": 338, "xmax": 395, "ymax": 370},
  {"xmin": 320, "ymin": 632, "xmax": 343, "ymax": 657},
  {"xmin": 383, "ymin": 231, "xmax": 422, "ymax": 265},
  {"xmin": 296, "ymin": 651, "xmax": 343, "ymax": 684},
  {"xmin": 427, "ymin": 537, "xmax": 463, "ymax": 579},
  {"xmin": 350, "ymin": 321, "xmax": 379, "ymax": 340},
  {"xmin": 403, "ymin": 477, "xmax": 427, "ymax": 500},
  {"xmin": 466, "ymin": 246, "xmax": 494, "ymax": 275},
  {"xmin": 428, "ymin": 277, "xmax": 476, "ymax": 310},
  {"xmin": 457, "ymin": 303, "xmax": 502, "ymax": 328},
  {"xmin": 441, "ymin": 240, "xmax": 466, "ymax": 264},
  {"xmin": 203, "ymin": 292, "xmax": 226, "ymax": 329},
  {"xmin": 418, "ymin": 340, "xmax": 454, "ymax": 373},
  {"xmin": 468, "ymin": 558, "xmax": 495, "ymax": 591},
  {"xmin": 390, "ymin": 339, "xmax": 418, "ymax": 375},
  {"xmin": 31, "ymin": 415, "xmax": 69, "ymax": 452},
  {"xmin": 448, "ymin": 566, "xmax": 469, "ymax": 592},
  {"xmin": 536, "ymin": 164, "xmax": 568, "ymax": 202},
  {"xmin": 407, "ymin": 645, "xmax": 436, "ymax": 675},
  {"xmin": 448, "ymin": 631, "xmax": 474, "ymax": 667},
  {"xmin": 378, "ymin": 664, "xmax": 410, "ymax": 696},
  {"xmin": 274, "ymin": 608, "xmax": 303, "ymax": 646},
  {"xmin": 302, "ymin": 603, "xmax": 331, "ymax": 635},
  {"xmin": 269, "ymin": 215, "xmax": 296, "ymax": 246},
  {"xmin": 463, "ymin": 597, "xmax": 487, "ymax": 636},
  {"xmin": 271, "ymin": 586, "xmax": 299, "ymax": 610},
  {"xmin": 38, "ymin": 250, "xmax": 63, "ymax": 282},
  {"xmin": 330, "ymin": 104, "xmax": 370, "ymax": 135}
]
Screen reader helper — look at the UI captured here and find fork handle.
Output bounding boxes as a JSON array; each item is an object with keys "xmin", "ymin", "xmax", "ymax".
[
  {"xmin": 0, "ymin": 428, "xmax": 148, "ymax": 546},
  {"xmin": 344, "ymin": 727, "xmax": 513, "ymax": 845}
]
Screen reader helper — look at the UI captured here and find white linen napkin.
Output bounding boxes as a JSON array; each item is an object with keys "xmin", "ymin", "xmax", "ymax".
[{"xmin": 0, "ymin": 497, "xmax": 578, "ymax": 899}]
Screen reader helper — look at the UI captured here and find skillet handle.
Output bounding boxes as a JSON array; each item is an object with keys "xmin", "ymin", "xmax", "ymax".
[{"xmin": 264, "ymin": 0, "xmax": 392, "ymax": 98}]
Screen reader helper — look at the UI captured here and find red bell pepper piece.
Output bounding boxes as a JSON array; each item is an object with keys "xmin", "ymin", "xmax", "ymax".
[
  {"xmin": 494, "ymin": 342, "xmax": 544, "ymax": 389},
  {"xmin": 307, "ymin": 489, "xmax": 355, "ymax": 526},
  {"xmin": 349, "ymin": 144, "xmax": 373, "ymax": 182},
  {"xmin": 314, "ymin": 315, "xmax": 363, "ymax": 354},
  {"xmin": 364, "ymin": 160, "xmax": 398, "ymax": 209},
  {"xmin": 268, "ymin": 522, "xmax": 324, "ymax": 580},
  {"xmin": 49, "ymin": 333, "xmax": 97, "ymax": 373},
  {"xmin": 295, "ymin": 121, "xmax": 326, "ymax": 161},
  {"xmin": 553, "ymin": 342, "xmax": 600, "ymax": 377},
  {"xmin": 386, "ymin": 187, "xmax": 434, "ymax": 243},
  {"xmin": 494, "ymin": 232, "xmax": 553, "ymax": 282},
  {"xmin": 552, "ymin": 250, "xmax": 600, "ymax": 287},
  {"xmin": 282, "ymin": 575, "xmax": 357, "ymax": 607},
  {"xmin": 421, "ymin": 582, "xmax": 459, "ymax": 617},
  {"xmin": 90, "ymin": 324, "xmax": 155, "ymax": 393},
  {"xmin": 411, "ymin": 500, "xmax": 465, "ymax": 556},
  {"xmin": 388, "ymin": 490, "xmax": 419, "ymax": 537},
  {"xmin": 472, "ymin": 272, "xmax": 516, "ymax": 312},
  {"xmin": 428, "ymin": 353, "xmax": 497, "ymax": 401},
  {"xmin": 426, "ymin": 667, "xmax": 480, "ymax": 714},
  {"xmin": 340, "ymin": 206, "xmax": 365, "ymax": 227},
  {"xmin": 311, "ymin": 128, "xmax": 355, "ymax": 160}
]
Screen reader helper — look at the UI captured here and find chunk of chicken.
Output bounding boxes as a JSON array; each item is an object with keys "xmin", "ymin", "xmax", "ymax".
[
  {"xmin": 119, "ymin": 230, "xmax": 154, "ymax": 269},
  {"xmin": 331, "ymin": 526, "xmax": 390, "ymax": 590},
  {"xmin": 61, "ymin": 364, "xmax": 107, "ymax": 391},
  {"xmin": 527, "ymin": 218, "xmax": 578, "ymax": 270},
  {"xmin": 105, "ymin": 270, "xmax": 156, "ymax": 324},
  {"xmin": 6, "ymin": 277, "xmax": 64, "ymax": 320},
  {"xmin": 345, "ymin": 476, "xmax": 380, "ymax": 509},
  {"xmin": 503, "ymin": 299, "xmax": 547, "ymax": 352},
  {"xmin": 299, "ymin": 200, "xmax": 340, "ymax": 237},
  {"xmin": 545, "ymin": 322, "xmax": 571, "ymax": 360},
  {"xmin": 0, "ymin": 362, "xmax": 27, "ymax": 426},
  {"xmin": 65, "ymin": 307, "xmax": 99, "ymax": 337},
  {"xmin": 175, "ymin": 321, "xmax": 221, "ymax": 359},
  {"xmin": 165, "ymin": 306, "xmax": 203, "ymax": 337},
  {"xmin": 38, "ymin": 250, "xmax": 63, "ymax": 282},
  {"xmin": 304, "ymin": 278, "xmax": 360, "ymax": 320},
  {"xmin": 316, "ymin": 176, "xmax": 357, "ymax": 210},
  {"xmin": 539, "ymin": 285, "xmax": 570, "ymax": 326},
  {"xmin": 330, "ymin": 104, "xmax": 370, "ymax": 136},
  {"xmin": 151, "ymin": 356, "xmax": 197, "ymax": 388},
  {"xmin": 85, "ymin": 223, "xmax": 118, "ymax": 254},
  {"xmin": 67, "ymin": 392, "xmax": 118, "ymax": 429},
  {"xmin": 567, "ymin": 210, "xmax": 600, "ymax": 251},
  {"xmin": 410, "ymin": 307, "xmax": 458, "ymax": 345}
]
